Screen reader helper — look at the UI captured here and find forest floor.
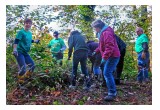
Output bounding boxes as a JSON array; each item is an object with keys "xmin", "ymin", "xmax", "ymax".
[{"xmin": 6, "ymin": 79, "xmax": 152, "ymax": 105}]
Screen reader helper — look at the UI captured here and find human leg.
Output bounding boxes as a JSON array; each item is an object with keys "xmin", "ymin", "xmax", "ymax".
[
  {"xmin": 70, "ymin": 53, "xmax": 80, "ymax": 86},
  {"xmin": 103, "ymin": 57, "xmax": 119, "ymax": 100},
  {"xmin": 137, "ymin": 52, "xmax": 150, "ymax": 82},
  {"xmin": 24, "ymin": 54, "xmax": 35, "ymax": 78},
  {"xmin": 115, "ymin": 49, "xmax": 126, "ymax": 84},
  {"xmin": 15, "ymin": 52, "xmax": 26, "ymax": 76}
]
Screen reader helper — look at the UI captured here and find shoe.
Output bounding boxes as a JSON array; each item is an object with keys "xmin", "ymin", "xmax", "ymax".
[
  {"xmin": 25, "ymin": 70, "xmax": 32, "ymax": 78},
  {"xmin": 104, "ymin": 95, "xmax": 116, "ymax": 101},
  {"xmin": 69, "ymin": 85, "xmax": 76, "ymax": 89},
  {"xmin": 144, "ymin": 78, "xmax": 150, "ymax": 83},
  {"xmin": 136, "ymin": 80, "xmax": 142, "ymax": 84},
  {"xmin": 17, "ymin": 74, "xmax": 25, "ymax": 84},
  {"xmin": 17, "ymin": 74, "xmax": 25, "ymax": 80}
]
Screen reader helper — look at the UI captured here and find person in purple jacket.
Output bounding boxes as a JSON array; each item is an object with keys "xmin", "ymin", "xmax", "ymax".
[
  {"xmin": 91, "ymin": 19, "xmax": 120, "ymax": 101},
  {"xmin": 86, "ymin": 41, "xmax": 102, "ymax": 79}
]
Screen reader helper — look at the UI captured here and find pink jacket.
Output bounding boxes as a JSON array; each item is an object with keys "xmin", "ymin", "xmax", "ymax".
[{"xmin": 95, "ymin": 26, "xmax": 120, "ymax": 60}]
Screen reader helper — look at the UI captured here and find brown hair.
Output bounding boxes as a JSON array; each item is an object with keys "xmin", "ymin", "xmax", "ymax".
[{"xmin": 24, "ymin": 18, "xmax": 32, "ymax": 24}]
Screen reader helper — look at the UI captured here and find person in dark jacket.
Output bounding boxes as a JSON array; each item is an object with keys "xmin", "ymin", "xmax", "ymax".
[
  {"xmin": 68, "ymin": 30, "xmax": 91, "ymax": 90},
  {"xmin": 86, "ymin": 41, "xmax": 102, "ymax": 79},
  {"xmin": 114, "ymin": 34, "xmax": 126, "ymax": 84}
]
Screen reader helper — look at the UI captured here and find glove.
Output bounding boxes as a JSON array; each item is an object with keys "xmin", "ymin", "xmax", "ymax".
[
  {"xmin": 92, "ymin": 52, "xmax": 96, "ymax": 56},
  {"xmin": 101, "ymin": 58, "xmax": 106, "ymax": 65},
  {"xmin": 34, "ymin": 39, "xmax": 40, "ymax": 44},
  {"xmin": 12, "ymin": 48, "xmax": 18, "ymax": 57}
]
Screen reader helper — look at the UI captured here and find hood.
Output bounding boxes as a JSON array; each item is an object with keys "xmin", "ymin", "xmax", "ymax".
[{"xmin": 103, "ymin": 26, "xmax": 114, "ymax": 34}]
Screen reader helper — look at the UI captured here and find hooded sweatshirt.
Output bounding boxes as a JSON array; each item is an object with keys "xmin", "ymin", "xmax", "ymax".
[{"xmin": 95, "ymin": 26, "xmax": 120, "ymax": 60}]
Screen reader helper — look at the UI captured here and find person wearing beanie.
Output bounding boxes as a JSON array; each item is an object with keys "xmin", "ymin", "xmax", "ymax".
[{"xmin": 47, "ymin": 31, "xmax": 66, "ymax": 65}]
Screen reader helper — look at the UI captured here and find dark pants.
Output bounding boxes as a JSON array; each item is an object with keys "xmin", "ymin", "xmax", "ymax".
[
  {"xmin": 53, "ymin": 52, "xmax": 63, "ymax": 66},
  {"xmin": 89, "ymin": 49, "xmax": 126, "ymax": 85},
  {"xmin": 114, "ymin": 48, "xmax": 126, "ymax": 83},
  {"xmin": 71, "ymin": 50, "xmax": 90, "ymax": 87},
  {"xmin": 15, "ymin": 52, "xmax": 35, "ymax": 76}
]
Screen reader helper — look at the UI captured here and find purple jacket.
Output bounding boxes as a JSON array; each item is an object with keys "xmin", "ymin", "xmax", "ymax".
[{"xmin": 95, "ymin": 26, "xmax": 120, "ymax": 60}]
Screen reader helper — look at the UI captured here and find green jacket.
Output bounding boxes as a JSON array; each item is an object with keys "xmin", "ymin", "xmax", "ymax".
[
  {"xmin": 48, "ymin": 38, "xmax": 66, "ymax": 57},
  {"xmin": 16, "ymin": 28, "xmax": 32, "ymax": 54},
  {"xmin": 135, "ymin": 34, "xmax": 149, "ymax": 53}
]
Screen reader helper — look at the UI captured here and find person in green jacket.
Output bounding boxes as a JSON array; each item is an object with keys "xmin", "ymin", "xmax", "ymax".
[
  {"xmin": 12, "ymin": 18, "xmax": 40, "ymax": 84},
  {"xmin": 135, "ymin": 27, "xmax": 150, "ymax": 83},
  {"xmin": 48, "ymin": 31, "xmax": 66, "ymax": 65}
]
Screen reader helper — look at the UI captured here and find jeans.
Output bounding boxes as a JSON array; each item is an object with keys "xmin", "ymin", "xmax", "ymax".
[
  {"xmin": 89, "ymin": 53, "xmax": 102, "ymax": 75},
  {"xmin": 93, "ymin": 53, "xmax": 102, "ymax": 75},
  {"xmin": 103, "ymin": 57, "xmax": 120, "ymax": 96},
  {"xmin": 15, "ymin": 52, "xmax": 35, "ymax": 76},
  {"xmin": 137, "ymin": 51, "xmax": 150, "ymax": 82},
  {"xmin": 71, "ymin": 50, "xmax": 90, "ymax": 87}
]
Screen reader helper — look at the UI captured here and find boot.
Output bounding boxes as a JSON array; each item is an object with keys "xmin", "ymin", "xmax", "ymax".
[
  {"xmin": 83, "ymin": 76, "xmax": 91, "ymax": 90},
  {"xmin": 25, "ymin": 70, "xmax": 32, "ymax": 78},
  {"xmin": 17, "ymin": 74, "xmax": 25, "ymax": 84},
  {"xmin": 104, "ymin": 95, "xmax": 116, "ymax": 101}
]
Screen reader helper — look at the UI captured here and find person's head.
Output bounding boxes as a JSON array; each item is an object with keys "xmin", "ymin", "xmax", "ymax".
[
  {"xmin": 136, "ymin": 27, "xmax": 144, "ymax": 36},
  {"xmin": 53, "ymin": 31, "xmax": 59, "ymax": 39},
  {"xmin": 91, "ymin": 19, "xmax": 105, "ymax": 33},
  {"xmin": 24, "ymin": 18, "xmax": 32, "ymax": 31},
  {"xmin": 70, "ymin": 30, "xmax": 81, "ymax": 36}
]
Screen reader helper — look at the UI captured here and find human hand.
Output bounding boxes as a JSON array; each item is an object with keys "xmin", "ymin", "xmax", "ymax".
[
  {"xmin": 13, "ymin": 49, "xmax": 18, "ymax": 57},
  {"xmin": 141, "ymin": 51, "xmax": 146, "ymax": 59},
  {"xmin": 101, "ymin": 58, "xmax": 106, "ymax": 65}
]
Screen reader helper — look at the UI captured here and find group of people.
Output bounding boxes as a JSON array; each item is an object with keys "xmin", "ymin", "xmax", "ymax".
[{"xmin": 12, "ymin": 18, "xmax": 150, "ymax": 101}]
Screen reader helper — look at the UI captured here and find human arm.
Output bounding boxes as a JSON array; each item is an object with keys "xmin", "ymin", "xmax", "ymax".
[
  {"xmin": 68, "ymin": 36, "xmax": 74, "ymax": 60},
  {"xmin": 12, "ymin": 31, "xmax": 23, "ymax": 56},
  {"xmin": 141, "ymin": 42, "xmax": 148, "ymax": 59}
]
